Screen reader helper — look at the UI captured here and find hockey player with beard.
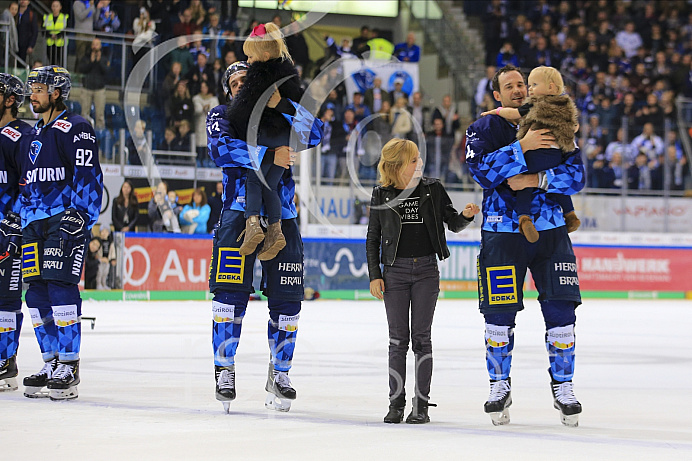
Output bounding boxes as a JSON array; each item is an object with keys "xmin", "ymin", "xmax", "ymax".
[
  {"xmin": 206, "ymin": 21, "xmax": 322, "ymax": 413},
  {"xmin": 19, "ymin": 66, "xmax": 103, "ymax": 400},
  {"xmin": 0, "ymin": 73, "xmax": 33, "ymax": 392}
]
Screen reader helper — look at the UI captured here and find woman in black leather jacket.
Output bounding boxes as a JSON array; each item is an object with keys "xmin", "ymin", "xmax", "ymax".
[{"xmin": 366, "ymin": 138, "xmax": 479, "ymax": 425}]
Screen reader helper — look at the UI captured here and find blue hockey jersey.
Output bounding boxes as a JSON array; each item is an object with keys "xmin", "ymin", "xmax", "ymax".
[
  {"xmin": 19, "ymin": 111, "xmax": 103, "ymax": 229},
  {"xmin": 206, "ymin": 99, "xmax": 322, "ymax": 219},
  {"xmin": 0, "ymin": 119, "xmax": 32, "ymax": 220},
  {"xmin": 465, "ymin": 114, "xmax": 585, "ymax": 233}
]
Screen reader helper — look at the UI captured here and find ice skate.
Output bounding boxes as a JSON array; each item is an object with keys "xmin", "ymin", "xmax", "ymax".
[
  {"xmin": 0, "ymin": 355, "xmax": 18, "ymax": 392},
  {"xmin": 550, "ymin": 373, "xmax": 581, "ymax": 427},
  {"xmin": 405, "ymin": 397, "xmax": 436, "ymax": 424},
  {"xmin": 264, "ymin": 364, "xmax": 295, "ymax": 412},
  {"xmin": 518, "ymin": 215, "xmax": 539, "ymax": 243},
  {"xmin": 484, "ymin": 378, "xmax": 512, "ymax": 426},
  {"xmin": 239, "ymin": 215, "xmax": 265, "ymax": 255},
  {"xmin": 215, "ymin": 365, "xmax": 236, "ymax": 413},
  {"xmin": 257, "ymin": 221, "xmax": 286, "ymax": 261},
  {"xmin": 383, "ymin": 395, "xmax": 406, "ymax": 424},
  {"xmin": 564, "ymin": 211, "xmax": 581, "ymax": 233},
  {"xmin": 23, "ymin": 358, "xmax": 57, "ymax": 398},
  {"xmin": 47, "ymin": 360, "xmax": 80, "ymax": 401}
]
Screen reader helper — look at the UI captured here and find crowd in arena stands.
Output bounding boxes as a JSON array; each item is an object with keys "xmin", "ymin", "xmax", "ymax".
[{"xmin": 475, "ymin": 0, "xmax": 692, "ymax": 191}]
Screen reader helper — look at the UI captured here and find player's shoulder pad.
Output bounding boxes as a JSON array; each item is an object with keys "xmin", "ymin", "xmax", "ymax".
[
  {"xmin": 1, "ymin": 124, "xmax": 22, "ymax": 142},
  {"xmin": 208, "ymin": 104, "xmax": 226, "ymax": 119}
]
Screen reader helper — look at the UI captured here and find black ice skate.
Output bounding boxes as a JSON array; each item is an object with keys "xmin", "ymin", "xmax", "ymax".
[
  {"xmin": 23, "ymin": 357, "xmax": 57, "ymax": 398},
  {"xmin": 484, "ymin": 378, "xmax": 512, "ymax": 426},
  {"xmin": 549, "ymin": 372, "xmax": 582, "ymax": 427},
  {"xmin": 215, "ymin": 365, "xmax": 236, "ymax": 413},
  {"xmin": 383, "ymin": 395, "xmax": 406, "ymax": 423},
  {"xmin": 264, "ymin": 363, "xmax": 295, "ymax": 412},
  {"xmin": 47, "ymin": 360, "xmax": 80, "ymax": 401},
  {"xmin": 405, "ymin": 397, "xmax": 436, "ymax": 424},
  {"xmin": 0, "ymin": 355, "xmax": 18, "ymax": 392}
]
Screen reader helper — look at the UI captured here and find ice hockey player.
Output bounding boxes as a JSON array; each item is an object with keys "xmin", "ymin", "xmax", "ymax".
[
  {"xmin": 0, "ymin": 73, "xmax": 33, "ymax": 392},
  {"xmin": 207, "ymin": 55, "xmax": 322, "ymax": 413},
  {"xmin": 19, "ymin": 66, "xmax": 103, "ymax": 400}
]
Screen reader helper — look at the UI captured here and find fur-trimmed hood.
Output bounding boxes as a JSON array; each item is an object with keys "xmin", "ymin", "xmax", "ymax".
[
  {"xmin": 226, "ymin": 58, "xmax": 303, "ymax": 140},
  {"xmin": 516, "ymin": 94, "xmax": 578, "ymax": 153}
]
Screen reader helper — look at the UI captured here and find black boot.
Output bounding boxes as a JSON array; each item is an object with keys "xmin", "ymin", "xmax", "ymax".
[
  {"xmin": 405, "ymin": 397, "xmax": 436, "ymax": 424},
  {"xmin": 383, "ymin": 395, "xmax": 406, "ymax": 423}
]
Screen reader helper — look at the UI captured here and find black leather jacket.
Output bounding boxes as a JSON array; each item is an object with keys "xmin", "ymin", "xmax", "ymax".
[{"xmin": 366, "ymin": 177, "xmax": 474, "ymax": 281}]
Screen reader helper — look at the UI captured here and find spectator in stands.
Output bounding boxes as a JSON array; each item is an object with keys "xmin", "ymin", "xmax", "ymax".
[
  {"xmin": 424, "ymin": 117, "xmax": 454, "ymax": 182},
  {"xmin": 605, "ymin": 128, "xmax": 636, "ymax": 163},
  {"xmin": 628, "ymin": 152, "xmax": 654, "ymax": 190},
  {"xmin": 390, "ymin": 96, "xmax": 411, "ymax": 139},
  {"xmin": 369, "ymin": 100, "xmax": 391, "ymax": 142},
  {"xmin": 211, "ymin": 58, "xmax": 224, "ymax": 98},
  {"xmin": 321, "ymin": 90, "xmax": 343, "ymax": 124},
  {"xmin": 474, "ymin": 66, "xmax": 496, "ymax": 116},
  {"xmin": 95, "ymin": 0, "xmax": 121, "ymax": 34},
  {"xmin": 180, "ymin": 188, "xmax": 211, "ymax": 234},
  {"xmin": 390, "ymin": 78, "xmax": 409, "ymax": 104},
  {"xmin": 496, "ymin": 41, "xmax": 519, "ymax": 67},
  {"xmin": 319, "ymin": 107, "xmax": 338, "ymax": 184},
  {"xmin": 169, "ymin": 81, "xmax": 194, "ymax": 128},
  {"xmin": 112, "ymin": 180, "xmax": 139, "ymax": 232},
  {"xmin": 159, "ymin": 127, "xmax": 177, "ymax": 151},
  {"xmin": 345, "ymin": 92, "xmax": 371, "ymax": 122},
  {"xmin": 635, "ymin": 93, "xmax": 664, "ymax": 131},
  {"xmin": 616, "ymin": 21, "xmax": 643, "ymax": 58},
  {"xmin": 221, "ymin": 30, "xmax": 244, "ymax": 62},
  {"xmin": 188, "ymin": 29, "xmax": 209, "ymax": 58},
  {"xmin": 162, "ymin": 61, "xmax": 184, "ymax": 121},
  {"xmin": 132, "ymin": 6, "xmax": 156, "ymax": 67},
  {"xmin": 84, "ymin": 237, "xmax": 102, "ymax": 289},
  {"xmin": 631, "ymin": 122, "xmax": 664, "ymax": 162},
  {"xmin": 286, "ymin": 21, "xmax": 310, "ymax": 75},
  {"xmin": 394, "ymin": 32, "xmax": 420, "ymax": 63},
  {"xmin": 15, "ymin": 0, "xmax": 37, "ymax": 63},
  {"xmin": 187, "ymin": 51, "xmax": 214, "ymax": 95},
  {"xmin": 483, "ymin": 0, "xmax": 510, "ymax": 65},
  {"xmin": 337, "ymin": 38, "xmax": 355, "ymax": 58},
  {"xmin": 367, "ymin": 29, "xmax": 394, "ymax": 60},
  {"xmin": 172, "ymin": 119, "xmax": 192, "ymax": 152},
  {"xmin": 188, "ymin": 0, "xmax": 206, "ymax": 28},
  {"xmin": 431, "ymin": 94, "xmax": 460, "ymax": 137},
  {"xmin": 352, "ymin": 25, "xmax": 371, "ymax": 58},
  {"xmin": 148, "ymin": 0, "xmax": 173, "ymax": 41},
  {"xmin": 340, "ymin": 108, "xmax": 360, "ymax": 181},
  {"xmin": 207, "ymin": 182, "xmax": 223, "ymax": 233},
  {"xmin": 127, "ymin": 120, "xmax": 148, "ymax": 166},
  {"xmin": 167, "ymin": 36, "xmax": 195, "ymax": 78},
  {"xmin": 408, "ymin": 91, "xmax": 429, "ymax": 134},
  {"xmin": 364, "ymin": 77, "xmax": 389, "ymax": 115},
  {"xmin": 173, "ymin": 8, "xmax": 194, "ymax": 37},
  {"xmin": 193, "ymin": 80, "xmax": 219, "ymax": 166},
  {"xmin": 223, "ymin": 49, "xmax": 238, "ymax": 68},
  {"xmin": 203, "ymin": 12, "xmax": 224, "ymax": 62},
  {"xmin": 148, "ymin": 181, "xmax": 179, "ymax": 233},
  {"xmin": 43, "ymin": 0, "xmax": 68, "ymax": 66},
  {"xmin": 1, "ymin": 2, "xmax": 18, "ymax": 58},
  {"xmin": 78, "ymin": 38, "xmax": 109, "ymax": 132}
]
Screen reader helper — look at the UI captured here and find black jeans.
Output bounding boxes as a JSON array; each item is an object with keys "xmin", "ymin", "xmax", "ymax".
[{"xmin": 382, "ymin": 254, "xmax": 440, "ymax": 402}]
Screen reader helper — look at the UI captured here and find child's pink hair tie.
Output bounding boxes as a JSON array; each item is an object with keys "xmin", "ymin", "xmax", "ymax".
[{"xmin": 250, "ymin": 24, "xmax": 266, "ymax": 37}]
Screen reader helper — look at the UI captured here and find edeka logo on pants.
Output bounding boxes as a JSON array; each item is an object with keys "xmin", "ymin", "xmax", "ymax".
[
  {"xmin": 216, "ymin": 247, "xmax": 245, "ymax": 284},
  {"xmin": 487, "ymin": 265, "xmax": 517, "ymax": 305},
  {"xmin": 22, "ymin": 242, "xmax": 40, "ymax": 279}
]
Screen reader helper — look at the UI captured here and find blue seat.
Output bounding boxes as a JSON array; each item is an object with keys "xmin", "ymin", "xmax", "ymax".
[
  {"xmin": 65, "ymin": 100, "xmax": 82, "ymax": 115},
  {"xmin": 105, "ymin": 103, "xmax": 126, "ymax": 131}
]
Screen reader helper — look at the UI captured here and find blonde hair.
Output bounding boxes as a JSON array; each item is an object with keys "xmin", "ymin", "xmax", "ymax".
[
  {"xmin": 243, "ymin": 22, "xmax": 293, "ymax": 63},
  {"xmin": 378, "ymin": 138, "xmax": 419, "ymax": 188},
  {"xmin": 529, "ymin": 66, "xmax": 565, "ymax": 94}
]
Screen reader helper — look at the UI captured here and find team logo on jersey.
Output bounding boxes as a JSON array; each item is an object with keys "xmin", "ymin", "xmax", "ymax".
[
  {"xmin": 1, "ymin": 126, "xmax": 21, "ymax": 142},
  {"xmin": 52, "ymin": 119, "xmax": 72, "ymax": 133},
  {"xmin": 22, "ymin": 242, "xmax": 40, "ymax": 279},
  {"xmin": 487, "ymin": 265, "xmax": 518, "ymax": 305},
  {"xmin": 29, "ymin": 141, "xmax": 42, "ymax": 164},
  {"xmin": 216, "ymin": 247, "xmax": 245, "ymax": 284}
]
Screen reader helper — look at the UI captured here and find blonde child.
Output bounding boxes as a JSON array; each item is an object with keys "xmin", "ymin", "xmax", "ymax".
[
  {"xmin": 366, "ymin": 138, "xmax": 479, "ymax": 424},
  {"xmin": 482, "ymin": 66, "xmax": 580, "ymax": 242},
  {"xmin": 231, "ymin": 22, "xmax": 301, "ymax": 260}
]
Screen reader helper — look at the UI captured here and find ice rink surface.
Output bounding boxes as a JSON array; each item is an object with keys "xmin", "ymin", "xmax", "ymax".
[{"xmin": 4, "ymin": 297, "xmax": 692, "ymax": 460}]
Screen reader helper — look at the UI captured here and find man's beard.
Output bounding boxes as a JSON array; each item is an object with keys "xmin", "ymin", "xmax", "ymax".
[{"xmin": 32, "ymin": 100, "xmax": 52, "ymax": 113}]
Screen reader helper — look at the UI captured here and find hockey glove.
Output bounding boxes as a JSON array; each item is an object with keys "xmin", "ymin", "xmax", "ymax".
[
  {"xmin": 59, "ymin": 208, "xmax": 88, "ymax": 257},
  {"xmin": 0, "ymin": 211, "xmax": 22, "ymax": 259}
]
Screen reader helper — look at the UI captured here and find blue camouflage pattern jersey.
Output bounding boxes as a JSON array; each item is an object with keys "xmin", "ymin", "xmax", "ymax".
[
  {"xmin": 0, "ymin": 119, "xmax": 32, "ymax": 220},
  {"xmin": 206, "ymin": 100, "xmax": 323, "ymax": 219},
  {"xmin": 19, "ymin": 111, "xmax": 103, "ymax": 229},
  {"xmin": 465, "ymin": 115, "xmax": 584, "ymax": 232}
]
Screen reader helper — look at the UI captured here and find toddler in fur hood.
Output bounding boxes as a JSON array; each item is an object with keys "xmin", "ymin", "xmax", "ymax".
[{"xmin": 482, "ymin": 66, "xmax": 581, "ymax": 243}]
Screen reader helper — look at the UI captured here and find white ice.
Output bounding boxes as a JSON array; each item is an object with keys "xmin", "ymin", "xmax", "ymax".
[{"xmin": 5, "ymin": 298, "xmax": 692, "ymax": 460}]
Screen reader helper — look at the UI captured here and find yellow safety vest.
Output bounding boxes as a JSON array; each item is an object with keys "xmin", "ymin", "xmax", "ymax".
[{"xmin": 44, "ymin": 13, "xmax": 69, "ymax": 47}]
